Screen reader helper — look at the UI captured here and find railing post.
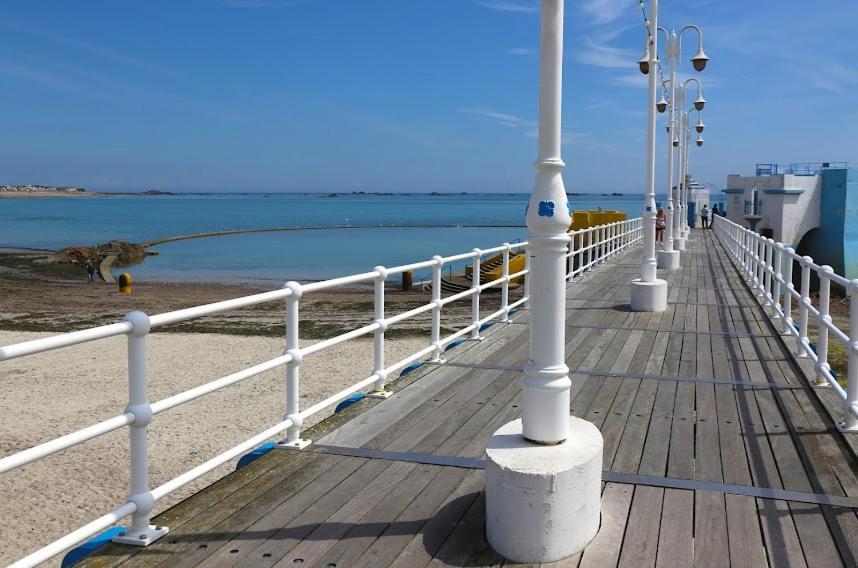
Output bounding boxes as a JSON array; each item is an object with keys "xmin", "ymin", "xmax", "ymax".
[
  {"xmin": 814, "ymin": 266, "xmax": 834, "ymax": 387},
  {"xmin": 430, "ymin": 255, "xmax": 446, "ymax": 363},
  {"xmin": 797, "ymin": 258, "xmax": 812, "ymax": 358},
  {"xmin": 587, "ymin": 228, "xmax": 594, "ymax": 269},
  {"xmin": 523, "ymin": 246, "xmax": 532, "ymax": 308},
  {"xmin": 566, "ymin": 236, "xmax": 574, "ymax": 282},
  {"xmin": 783, "ymin": 248, "xmax": 795, "ymax": 334},
  {"xmin": 280, "ymin": 281, "xmax": 310, "ymax": 449},
  {"xmin": 470, "ymin": 249, "xmax": 484, "ymax": 340},
  {"xmin": 368, "ymin": 266, "xmax": 393, "ymax": 398},
  {"xmin": 763, "ymin": 239, "xmax": 774, "ymax": 312},
  {"xmin": 577, "ymin": 231, "xmax": 584, "ymax": 276},
  {"xmin": 771, "ymin": 241, "xmax": 782, "ymax": 319},
  {"xmin": 502, "ymin": 245, "xmax": 512, "ymax": 320},
  {"xmin": 113, "ymin": 311, "xmax": 168, "ymax": 546},
  {"xmin": 842, "ymin": 280, "xmax": 858, "ymax": 431}
]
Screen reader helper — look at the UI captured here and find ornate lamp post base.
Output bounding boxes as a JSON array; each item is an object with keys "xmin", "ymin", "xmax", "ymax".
[
  {"xmin": 631, "ymin": 278, "xmax": 668, "ymax": 312},
  {"xmin": 674, "ymin": 236, "xmax": 686, "ymax": 251},
  {"xmin": 657, "ymin": 249, "xmax": 681, "ymax": 270},
  {"xmin": 486, "ymin": 417, "xmax": 603, "ymax": 563}
]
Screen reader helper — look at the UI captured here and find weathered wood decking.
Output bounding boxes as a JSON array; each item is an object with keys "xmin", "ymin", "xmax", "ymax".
[{"xmin": 81, "ymin": 230, "xmax": 858, "ymax": 567}]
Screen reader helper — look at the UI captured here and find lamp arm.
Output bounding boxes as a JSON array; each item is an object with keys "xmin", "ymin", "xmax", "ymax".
[{"xmin": 678, "ymin": 24, "xmax": 704, "ymax": 57}]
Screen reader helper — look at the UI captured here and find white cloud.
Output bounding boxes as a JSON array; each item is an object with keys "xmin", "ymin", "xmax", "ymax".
[
  {"xmin": 475, "ymin": 1, "xmax": 539, "ymax": 14},
  {"xmin": 576, "ymin": 38, "xmax": 636, "ymax": 69},
  {"xmin": 461, "ymin": 108, "xmax": 609, "ymax": 149},
  {"xmin": 581, "ymin": 0, "xmax": 635, "ymax": 26},
  {"xmin": 460, "ymin": 108, "xmax": 536, "ymax": 128}
]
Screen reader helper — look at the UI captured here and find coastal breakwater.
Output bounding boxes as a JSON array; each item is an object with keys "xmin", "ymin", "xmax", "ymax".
[{"xmin": 141, "ymin": 222, "xmax": 526, "ymax": 247}]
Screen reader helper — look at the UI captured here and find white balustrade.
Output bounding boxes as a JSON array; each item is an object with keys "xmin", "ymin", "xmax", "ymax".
[
  {"xmin": 0, "ymin": 219, "xmax": 642, "ymax": 567},
  {"xmin": 713, "ymin": 215, "xmax": 858, "ymax": 432}
]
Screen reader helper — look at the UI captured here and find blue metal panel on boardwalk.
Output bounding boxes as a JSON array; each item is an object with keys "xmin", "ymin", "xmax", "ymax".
[
  {"xmin": 688, "ymin": 201, "xmax": 697, "ymax": 228},
  {"xmin": 62, "ymin": 527, "xmax": 125, "ymax": 567}
]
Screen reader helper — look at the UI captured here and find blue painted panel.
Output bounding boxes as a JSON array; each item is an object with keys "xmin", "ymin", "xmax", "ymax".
[
  {"xmin": 798, "ymin": 168, "xmax": 856, "ymax": 280},
  {"xmin": 62, "ymin": 527, "xmax": 125, "ymax": 567}
]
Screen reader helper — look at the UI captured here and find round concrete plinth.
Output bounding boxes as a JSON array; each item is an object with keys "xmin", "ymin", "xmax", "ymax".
[
  {"xmin": 486, "ymin": 417, "xmax": 603, "ymax": 564},
  {"xmin": 674, "ymin": 237, "xmax": 686, "ymax": 251},
  {"xmin": 657, "ymin": 249, "xmax": 680, "ymax": 270},
  {"xmin": 630, "ymin": 278, "xmax": 667, "ymax": 312}
]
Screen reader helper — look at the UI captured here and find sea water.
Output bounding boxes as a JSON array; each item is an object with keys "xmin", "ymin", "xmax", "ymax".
[{"xmin": 0, "ymin": 193, "xmax": 655, "ymax": 283}]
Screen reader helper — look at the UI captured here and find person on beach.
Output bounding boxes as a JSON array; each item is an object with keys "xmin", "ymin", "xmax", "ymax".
[
  {"xmin": 85, "ymin": 260, "xmax": 96, "ymax": 284},
  {"xmin": 700, "ymin": 204, "xmax": 710, "ymax": 229},
  {"xmin": 655, "ymin": 208, "xmax": 666, "ymax": 244}
]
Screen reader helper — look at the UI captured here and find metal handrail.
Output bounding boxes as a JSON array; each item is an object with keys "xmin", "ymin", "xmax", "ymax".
[
  {"xmin": 713, "ymin": 216, "xmax": 858, "ymax": 428},
  {"xmin": 0, "ymin": 218, "xmax": 643, "ymax": 567}
]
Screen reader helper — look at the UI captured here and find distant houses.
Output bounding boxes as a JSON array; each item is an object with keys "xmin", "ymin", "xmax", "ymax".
[{"xmin": 0, "ymin": 184, "xmax": 86, "ymax": 193}]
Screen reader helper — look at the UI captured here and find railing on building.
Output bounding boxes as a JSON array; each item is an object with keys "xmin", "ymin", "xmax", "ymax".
[
  {"xmin": 0, "ymin": 218, "xmax": 643, "ymax": 568},
  {"xmin": 755, "ymin": 162, "xmax": 848, "ymax": 176},
  {"xmin": 713, "ymin": 216, "xmax": 858, "ymax": 433}
]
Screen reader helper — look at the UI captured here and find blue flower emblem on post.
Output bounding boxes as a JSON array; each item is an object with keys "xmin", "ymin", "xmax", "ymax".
[{"xmin": 538, "ymin": 200, "xmax": 555, "ymax": 217}]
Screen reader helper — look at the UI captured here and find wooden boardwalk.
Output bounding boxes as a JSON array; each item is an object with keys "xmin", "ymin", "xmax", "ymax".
[{"xmin": 81, "ymin": 230, "xmax": 858, "ymax": 568}]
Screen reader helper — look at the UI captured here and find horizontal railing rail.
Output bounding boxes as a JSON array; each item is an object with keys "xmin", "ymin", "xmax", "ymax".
[
  {"xmin": 0, "ymin": 218, "xmax": 642, "ymax": 567},
  {"xmin": 713, "ymin": 215, "xmax": 858, "ymax": 430}
]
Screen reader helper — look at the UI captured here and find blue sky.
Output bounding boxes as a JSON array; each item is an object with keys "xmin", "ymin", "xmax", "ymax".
[{"xmin": 0, "ymin": 0, "xmax": 855, "ymax": 193}]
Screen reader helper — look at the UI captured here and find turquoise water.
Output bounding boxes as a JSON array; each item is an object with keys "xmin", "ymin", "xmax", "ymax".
[{"xmin": 0, "ymin": 193, "xmax": 651, "ymax": 283}]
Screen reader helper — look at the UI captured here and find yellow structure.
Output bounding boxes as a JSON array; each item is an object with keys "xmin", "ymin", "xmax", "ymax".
[{"xmin": 118, "ymin": 272, "xmax": 133, "ymax": 295}]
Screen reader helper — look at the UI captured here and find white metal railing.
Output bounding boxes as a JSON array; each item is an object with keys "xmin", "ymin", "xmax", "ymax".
[
  {"xmin": 0, "ymin": 218, "xmax": 642, "ymax": 567},
  {"xmin": 713, "ymin": 215, "xmax": 858, "ymax": 431}
]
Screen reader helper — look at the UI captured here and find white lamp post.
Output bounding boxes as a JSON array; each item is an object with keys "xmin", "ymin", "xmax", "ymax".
[
  {"xmin": 629, "ymin": 0, "xmax": 667, "ymax": 312},
  {"xmin": 675, "ymin": 78, "xmax": 706, "ymax": 241},
  {"xmin": 485, "ymin": 0, "xmax": 602, "ymax": 562},
  {"xmin": 656, "ymin": 74, "xmax": 680, "ymax": 270}
]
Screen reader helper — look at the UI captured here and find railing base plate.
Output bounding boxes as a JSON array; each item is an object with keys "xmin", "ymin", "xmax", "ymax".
[
  {"xmin": 277, "ymin": 438, "xmax": 312, "ymax": 451},
  {"xmin": 366, "ymin": 390, "xmax": 394, "ymax": 399},
  {"xmin": 112, "ymin": 525, "xmax": 169, "ymax": 547}
]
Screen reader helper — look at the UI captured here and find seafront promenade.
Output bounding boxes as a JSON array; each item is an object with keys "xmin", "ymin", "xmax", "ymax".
[{"xmin": 75, "ymin": 229, "xmax": 858, "ymax": 567}]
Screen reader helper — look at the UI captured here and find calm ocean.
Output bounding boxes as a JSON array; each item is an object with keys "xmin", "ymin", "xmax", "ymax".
[{"xmin": 0, "ymin": 193, "xmax": 655, "ymax": 283}]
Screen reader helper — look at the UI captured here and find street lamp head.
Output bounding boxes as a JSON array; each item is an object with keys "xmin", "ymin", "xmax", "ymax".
[
  {"xmin": 656, "ymin": 96, "xmax": 668, "ymax": 113},
  {"xmin": 694, "ymin": 96, "xmax": 706, "ymax": 111},
  {"xmin": 691, "ymin": 48, "xmax": 710, "ymax": 72},
  {"xmin": 696, "ymin": 136, "xmax": 704, "ymax": 147},
  {"xmin": 637, "ymin": 41, "xmax": 651, "ymax": 75},
  {"xmin": 673, "ymin": 137, "xmax": 679, "ymax": 147},
  {"xmin": 696, "ymin": 120, "xmax": 705, "ymax": 133}
]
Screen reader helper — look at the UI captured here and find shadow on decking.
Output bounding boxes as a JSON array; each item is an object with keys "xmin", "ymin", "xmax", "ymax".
[{"xmin": 708, "ymin": 240, "xmax": 858, "ymax": 568}]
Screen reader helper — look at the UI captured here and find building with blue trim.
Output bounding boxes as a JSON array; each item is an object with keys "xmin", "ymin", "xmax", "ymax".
[{"xmin": 722, "ymin": 162, "xmax": 857, "ymax": 280}]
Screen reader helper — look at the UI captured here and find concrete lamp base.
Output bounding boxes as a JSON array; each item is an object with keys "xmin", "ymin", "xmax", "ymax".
[
  {"xmin": 486, "ymin": 417, "xmax": 603, "ymax": 564},
  {"xmin": 656, "ymin": 249, "xmax": 681, "ymax": 270},
  {"xmin": 630, "ymin": 278, "xmax": 668, "ymax": 312},
  {"xmin": 674, "ymin": 237, "xmax": 686, "ymax": 251}
]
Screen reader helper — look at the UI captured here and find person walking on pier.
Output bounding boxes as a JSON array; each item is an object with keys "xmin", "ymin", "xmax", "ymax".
[
  {"xmin": 655, "ymin": 208, "xmax": 666, "ymax": 244},
  {"xmin": 700, "ymin": 204, "xmax": 710, "ymax": 229}
]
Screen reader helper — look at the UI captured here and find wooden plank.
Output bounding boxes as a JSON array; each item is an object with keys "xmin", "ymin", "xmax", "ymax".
[
  {"xmin": 655, "ymin": 489, "xmax": 693, "ymax": 568},
  {"xmin": 756, "ymin": 498, "xmax": 808, "ymax": 568},
  {"xmin": 617, "ymin": 486, "xmax": 663, "ymax": 568},
  {"xmin": 578, "ymin": 483, "xmax": 633, "ymax": 568},
  {"xmin": 693, "ymin": 491, "xmax": 729, "ymax": 567},
  {"xmin": 724, "ymin": 494, "xmax": 767, "ymax": 568}
]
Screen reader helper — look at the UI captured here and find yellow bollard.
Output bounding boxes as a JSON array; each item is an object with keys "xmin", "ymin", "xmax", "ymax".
[{"xmin": 118, "ymin": 273, "xmax": 132, "ymax": 295}]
